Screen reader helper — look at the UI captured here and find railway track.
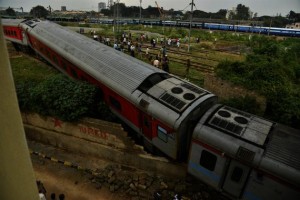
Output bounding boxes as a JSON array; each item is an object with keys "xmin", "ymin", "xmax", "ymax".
[{"xmin": 90, "ymin": 34, "xmax": 244, "ymax": 72}]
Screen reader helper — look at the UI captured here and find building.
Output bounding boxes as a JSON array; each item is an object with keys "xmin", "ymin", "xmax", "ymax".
[
  {"xmin": 61, "ymin": 6, "xmax": 66, "ymax": 11},
  {"xmin": 286, "ymin": 22, "xmax": 300, "ymax": 29},
  {"xmin": 107, "ymin": 0, "xmax": 114, "ymax": 8},
  {"xmin": 98, "ymin": 2, "xmax": 106, "ymax": 12}
]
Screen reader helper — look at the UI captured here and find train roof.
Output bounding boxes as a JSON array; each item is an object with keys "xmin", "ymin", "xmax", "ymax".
[
  {"xmin": 2, "ymin": 18, "xmax": 26, "ymax": 26},
  {"xmin": 265, "ymin": 124, "xmax": 300, "ymax": 171},
  {"xmin": 27, "ymin": 20, "xmax": 163, "ymax": 95},
  {"xmin": 206, "ymin": 105, "xmax": 273, "ymax": 146},
  {"xmin": 193, "ymin": 104, "xmax": 300, "ymax": 185}
]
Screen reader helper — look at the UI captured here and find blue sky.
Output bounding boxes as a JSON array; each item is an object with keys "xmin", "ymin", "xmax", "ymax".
[{"xmin": 0, "ymin": 0, "xmax": 299, "ymax": 16}]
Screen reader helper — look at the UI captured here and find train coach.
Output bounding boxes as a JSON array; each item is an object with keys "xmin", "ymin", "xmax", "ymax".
[
  {"xmin": 3, "ymin": 18, "xmax": 217, "ymax": 161},
  {"xmin": 2, "ymin": 18, "xmax": 300, "ymax": 199},
  {"xmin": 188, "ymin": 104, "xmax": 300, "ymax": 199},
  {"xmin": 2, "ymin": 18, "xmax": 28, "ymax": 46}
]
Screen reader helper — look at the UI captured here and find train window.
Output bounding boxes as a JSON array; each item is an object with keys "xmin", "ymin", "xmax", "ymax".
[
  {"xmin": 256, "ymin": 171, "xmax": 263, "ymax": 181},
  {"xmin": 231, "ymin": 167, "xmax": 243, "ymax": 183},
  {"xmin": 138, "ymin": 73, "xmax": 170, "ymax": 92},
  {"xmin": 45, "ymin": 49, "xmax": 51, "ymax": 58},
  {"xmin": 157, "ymin": 126, "xmax": 168, "ymax": 143},
  {"xmin": 109, "ymin": 96, "xmax": 122, "ymax": 111},
  {"xmin": 70, "ymin": 68, "xmax": 78, "ymax": 78},
  {"xmin": 80, "ymin": 75, "xmax": 88, "ymax": 82},
  {"xmin": 61, "ymin": 62, "xmax": 67, "ymax": 71},
  {"xmin": 143, "ymin": 118, "xmax": 150, "ymax": 128},
  {"xmin": 53, "ymin": 56, "xmax": 59, "ymax": 65},
  {"xmin": 200, "ymin": 150, "xmax": 217, "ymax": 171},
  {"xmin": 40, "ymin": 46, "xmax": 44, "ymax": 53}
]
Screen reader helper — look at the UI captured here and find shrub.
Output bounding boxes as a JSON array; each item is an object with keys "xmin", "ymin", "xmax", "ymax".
[
  {"xmin": 221, "ymin": 95, "xmax": 262, "ymax": 116},
  {"xmin": 16, "ymin": 74, "xmax": 115, "ymax": 121}
]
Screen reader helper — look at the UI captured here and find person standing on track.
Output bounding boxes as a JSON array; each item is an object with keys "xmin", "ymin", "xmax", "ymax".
[
  {"xmin": 130, "ymin": 44, "xmax": 135, "ymax": 57},
  {"xmin": 146, "ymin": 46, "xmax": 150, "ymax": 59},
  {"xmin": 153, "ymin": 59, "xmax": 160, "ymax": 68},
  {"xmin": 162, "ymin": 55, "xmax": 169, "ymax": 72}
]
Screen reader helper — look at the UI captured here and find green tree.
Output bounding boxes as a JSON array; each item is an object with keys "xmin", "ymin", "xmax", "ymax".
[
  {"xmin": 215, "ymin": 9, "xmax": 227, "ymax": 19},
  {"xmin": 216, "ymin": 38, "xmax": 300, "ymax": 128},
  {"xmin": 235, "ymin": 4, "xmax": 250, "ymax": 20},
  {"xmin": 287, "ymin": 10, "xmax": 297, "ymax": 20},
  {"xmin": 30, "ymin": 5, "xmax": 49, "ymax": 18},
  {"xmin": 100, "ymin": 9, "xmax": 112, "ymax": 16},
  {"xmin": 5, "ymin": 7, "xmax": 16, "ymax": 16}
]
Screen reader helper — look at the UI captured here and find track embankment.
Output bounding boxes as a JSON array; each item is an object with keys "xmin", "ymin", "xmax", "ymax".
[{"xmin": 22, "ymin": 113, "xmax": 186, "ymax": 178}]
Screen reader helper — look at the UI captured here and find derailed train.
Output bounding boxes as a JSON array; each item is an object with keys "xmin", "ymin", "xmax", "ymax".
[{"xmin": 2, "ymin": 18, "xmax": 300, "ymax": 199}]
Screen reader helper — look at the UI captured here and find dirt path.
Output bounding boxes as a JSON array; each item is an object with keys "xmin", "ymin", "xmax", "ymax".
[{"xmin": 32, "ymin": 156, "xmax": 127, "ymax": 200}]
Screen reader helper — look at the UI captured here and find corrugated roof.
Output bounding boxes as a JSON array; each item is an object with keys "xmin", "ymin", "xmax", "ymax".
[
  {"xmin": 32, "ymin": 20, "xmax": 162, "ymax": 94},
  {"xmin": 265, "ymin": 125, "xmax": 300, "ymax": 170}
]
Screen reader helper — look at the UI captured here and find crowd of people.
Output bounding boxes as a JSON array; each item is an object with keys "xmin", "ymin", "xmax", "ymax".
[
  {"xmin": 91, "ymin": 31, "xmax": 175, "ymax": 73},
  {"xmin": 37, "ymin": 180, "xmax": 65, "ymax": 200}
]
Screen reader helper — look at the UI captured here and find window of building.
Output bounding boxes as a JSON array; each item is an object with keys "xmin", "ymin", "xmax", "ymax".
[
  {"xmin": 109, "ymin": 96, "xmax": 121, "ymax": 111},
  {"xmin": 157, "ymin": 126, "xmax": 168, "ymax": 142},
  {"xmin": 231, "ymin": 167, "xmax": 243, "ymax": 183},
  {"xmin": 200, "ymin": 150, "xmax": 217, "ymax": 171}
]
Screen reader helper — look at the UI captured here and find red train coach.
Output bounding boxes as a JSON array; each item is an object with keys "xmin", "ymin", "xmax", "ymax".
[
  {"xmin": 6, "ymin": 18, "xmax": 217, "ymax": 161},
  {"xmin": 2, "ymin": 18, "xmax": 27, "ymax": 45}
]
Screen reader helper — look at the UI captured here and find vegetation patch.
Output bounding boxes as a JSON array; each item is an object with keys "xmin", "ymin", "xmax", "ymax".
[
  {"xmin": 10, "ymin": 54, "xmax": 115, "ymax": 122},
  {"xmin": 216, "ymin": 36, "xmax": 300, "ymax": 128}
]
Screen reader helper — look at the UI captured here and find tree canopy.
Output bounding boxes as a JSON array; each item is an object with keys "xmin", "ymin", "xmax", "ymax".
[
  {"xmin": 5, "ymin": 8, "xmax": 16, "ymax": 16},
  {"xmin": 216, "ymin": 37, "xmax": 300, "ymax": 129},
  {"xmin": 30, "ymin": 5, "xmax": 49, "ymax": 18}
]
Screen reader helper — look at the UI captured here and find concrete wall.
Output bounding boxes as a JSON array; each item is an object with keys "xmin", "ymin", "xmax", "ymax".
[{"xmin": 22, "ymin": 113, "xmax": 186, "ymax": 178}]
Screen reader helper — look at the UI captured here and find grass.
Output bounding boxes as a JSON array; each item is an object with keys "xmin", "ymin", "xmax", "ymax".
[{"xmin": 10, "ymin": 54, "xmax": 58, "ymax": 83}]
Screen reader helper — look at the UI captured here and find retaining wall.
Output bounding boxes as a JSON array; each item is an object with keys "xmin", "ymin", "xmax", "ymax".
[{"xmin": 22, "ymin": 113, "xmax": 185, "ymax": 178}]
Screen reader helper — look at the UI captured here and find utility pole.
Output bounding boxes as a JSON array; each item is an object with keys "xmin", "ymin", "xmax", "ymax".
[
  {"xmin": 268, "ymin": 18, "xmax": 272, "ymax": 36},
  {"xmin": 139, "ymin": 0, "xmax": 142, "ymax": 24},
  {"xmin": 113, "ymin": 2, "xmax": 116, "ymax": 41},
  {"xmin": 188, "ymin": 0, "xmax": 194, "ymax": 53},
  {"xmin": 155, "ymin": 1, "xmax": 164, "ymax": 34},
  {"xmin": 116, "ymin": 0, "xmax": 119, "ymax": 33}
]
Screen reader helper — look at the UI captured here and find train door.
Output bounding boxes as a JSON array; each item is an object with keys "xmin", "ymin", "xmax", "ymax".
[
  {"xmin": 222, "ymin": 159, "xmax": 250, "ymax": 198},
  {"xmin": 141, "ymin": 113, "xmax": 152, "ymax": 140},
  {"xmin": 188, "ymin": 140, "xmax": 228, "ymax": 189}
]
